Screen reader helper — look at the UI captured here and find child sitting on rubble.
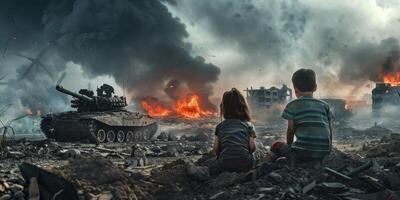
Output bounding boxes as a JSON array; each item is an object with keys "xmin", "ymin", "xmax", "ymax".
[
  {"xmin": 266, "ymin": 68, "xmax": 332, "ymax": 164},
  {"xmin": 187, "ymin": 88, "xmax": 256, "ymax": 181},
  {"xmin": 209, "ymin": 88, "xmax": 257, "ymax": 175}
]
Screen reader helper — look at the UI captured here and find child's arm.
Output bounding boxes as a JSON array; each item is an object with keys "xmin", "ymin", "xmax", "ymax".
[
  {"xmin": 213, "ymin": 136, "xmax": 220, "ymax": 156},
  {"xmin": 286, "ymin": 120, "xmax": 295, "ymax": 145},
  {"xmin": 248, "ymin": 123, "xmax": 257, "ymax": 153},
  {"xmin": 249, "ymin": 137, "xmax": 256, "ymax": 153}
]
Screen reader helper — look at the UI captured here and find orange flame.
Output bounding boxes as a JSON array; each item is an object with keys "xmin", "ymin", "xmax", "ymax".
[
  {"xmin": 140, "ymin": 101, "xmax": 171, "ymax": 117},
  {"xmin": 175, "ymin": 94, "xmax": 213, "ymax": 118},
  {"xmin": 382, "ymin": 72, "xmax": 400, "ymax": 85},
  {"xmin": 141, "ymin": 94, "xmax": 216, "ymax": 119}
]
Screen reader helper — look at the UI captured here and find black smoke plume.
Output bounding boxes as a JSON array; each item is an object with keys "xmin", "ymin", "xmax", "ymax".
[{"xmin": 0, "ymin": 0, "xmax": 220, "ymax": 114}]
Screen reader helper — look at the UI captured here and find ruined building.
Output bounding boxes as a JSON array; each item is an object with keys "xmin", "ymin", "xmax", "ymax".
[{"xmin": 245, "ymin": 85, "xmax": 292, "ymax": 109}]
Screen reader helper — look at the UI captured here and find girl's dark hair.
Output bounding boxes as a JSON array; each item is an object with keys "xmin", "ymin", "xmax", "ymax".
[{"xmin": 220, "ymin": 88, "xmax": 251, "ymax": 121}]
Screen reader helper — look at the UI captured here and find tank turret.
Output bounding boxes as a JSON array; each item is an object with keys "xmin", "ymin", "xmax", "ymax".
[
  {"xmin": 56, "ymin": 84, "xmax": 128, "ymax": 112},
  {"xmin": 41, "ymin": 84, "xmax": 158, "ymax": 144}
]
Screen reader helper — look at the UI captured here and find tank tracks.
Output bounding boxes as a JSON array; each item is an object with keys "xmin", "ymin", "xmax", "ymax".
[
  {"xmin": 41, "ymin": 118, "xmax": 157, "ymax": 144},
  {"xmin": 83, "ymin": 120, "xmax": 158, "ymax": 143}
]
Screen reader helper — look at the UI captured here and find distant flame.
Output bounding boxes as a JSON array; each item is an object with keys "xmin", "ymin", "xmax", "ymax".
[
  {"xmin": 26, "ymin": 108, "xmax": 33, "ymax": 115},
  {"xmin": 381, "ymin": 72, "xmax": 400, "ymax": 85},
  {"xmin": 25, "ymin": 108, "xmax": 42, "ymax": 116},
  {"xmin": 175, "ymin": 94, "xmax": 213, "ymax": 118},
  {"xmin": 140, "ymin": 101, "xmax": 171, "ymax": 117},
  {"xmin": 141, "ymin": 93, "xmax": 217, "ymax": 119}
]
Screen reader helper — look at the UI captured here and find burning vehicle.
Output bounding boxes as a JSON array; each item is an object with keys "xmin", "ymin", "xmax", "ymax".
[
  {"xmin": 372, "ymin": 52, "xmax": 400, "ymax": 116},
  {"xmin": 372, "ymin": 83, "xmax": 400, "ymax": 116},
  {"xmin": 41, "ymin": 84, "xmax": 158, "ymax": 143}
]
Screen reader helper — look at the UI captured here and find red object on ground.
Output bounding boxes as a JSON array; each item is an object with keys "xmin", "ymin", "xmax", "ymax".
[{"xmin": 271, "ymin": 141, "xmax": 286, "ymax": 152}]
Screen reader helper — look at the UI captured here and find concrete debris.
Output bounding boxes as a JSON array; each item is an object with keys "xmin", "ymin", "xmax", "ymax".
[
  {"xmin": 209, "ymin": 191, "xmax": 224, "ymax": 200},
  {"xmin": 1, "ymin": 121, "xmax": 400, "ymax": 200}
]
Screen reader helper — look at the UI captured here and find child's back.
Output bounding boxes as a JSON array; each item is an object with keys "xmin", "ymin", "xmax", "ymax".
[
  {"xmin": 216, "ymin": 119, "xmax": 256, "ymax": 161},
  {"xmin": 282, "ymin": 96, "xmax": 331, "ymax": 157}
]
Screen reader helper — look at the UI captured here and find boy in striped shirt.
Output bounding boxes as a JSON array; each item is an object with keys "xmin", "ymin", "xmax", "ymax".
[{"xmin": 268, "ymin": 68, "xmax": 332, "ymax": 162}]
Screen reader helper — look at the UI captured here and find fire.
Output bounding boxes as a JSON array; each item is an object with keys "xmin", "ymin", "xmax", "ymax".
[
  {"xmin": 140, "ymin": 100, "xmax": 171, "ymax": 117},
  {"xmin": 382, "ymin": 72, "xmax": 400, "ymax": 85},
  {"xmin": 25, "ymin": 108, "xmax": 33, "ymax": 115},
  {"xmin": 25, "ymin": 108, "xmax": 43, "ymax": 116},
  {"xmin": 175, "ymin": 94, "xmax": 213, "ymax": 118},
  {"xmin": 141, "ymin": 94, "xmax": 216, "ymax": 119}
]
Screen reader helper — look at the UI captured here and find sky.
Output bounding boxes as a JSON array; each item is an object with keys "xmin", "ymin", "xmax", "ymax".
[
  {"xmin": 165, "ymin": 0, "xmax": 400, "ymax": 99},
  {"xmin": 0, "ymin": 0, "xmax": 399, "ymax": 119}
]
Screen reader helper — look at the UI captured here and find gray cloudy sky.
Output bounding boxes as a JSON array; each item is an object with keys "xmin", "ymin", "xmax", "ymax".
[{"xmin": 166, "ymin": 0, "xmax": 400, "ymax": 98}]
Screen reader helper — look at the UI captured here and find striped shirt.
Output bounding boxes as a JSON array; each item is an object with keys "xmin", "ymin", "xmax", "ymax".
[
  {"xmin": 282, "ymin": 96, "xmax": 332, "ymax": 156},
  {"xmin": 215, "ymin": 119, "xmax": 256, "ymax": 160}
]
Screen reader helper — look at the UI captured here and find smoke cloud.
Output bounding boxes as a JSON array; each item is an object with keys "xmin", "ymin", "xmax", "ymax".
[
  {"xmin": 166, "ymin": 0, "xmax": 400, "ymax": 97},
  {"xmin": 0, "ymin": 0, "xmax": 221, "ymax": 121}
]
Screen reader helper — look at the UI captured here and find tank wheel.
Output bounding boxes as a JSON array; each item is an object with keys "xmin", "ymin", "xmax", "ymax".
[
  {"xmin": 117, "ymin": 130, "xmax": 125, "ymax": 143},
  {"xmin": 106, "ymin": 130, "xmax": 116, "ymax": 142},
  {"xmin": 143, "ymin": 129, "xmax": 150, "ymax": 140},
  {"xmin": 97, "ymin": 129, "xmax": 106, "ymax": 143},
  {"xmin": 126, "ymin": 131, "xmax": 134, "ymax": 142},
  {"xmin": 134, "ymin": 131, "xmax": 141, "ymax": 141}
]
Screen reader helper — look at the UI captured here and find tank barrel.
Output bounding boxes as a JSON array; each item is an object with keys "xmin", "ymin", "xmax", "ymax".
[{"xmin": 56, "ymin": 85, "xmax": 93, "ymax": 102}]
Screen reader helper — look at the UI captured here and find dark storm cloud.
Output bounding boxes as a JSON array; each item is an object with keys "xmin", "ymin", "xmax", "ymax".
[
  {"xmin": 42, "ymin": 0, "xmax": 220, "ymax": 97},
  {"xmin": 0, "ymin": 0, "xmax": 220, "ymax": 114}
]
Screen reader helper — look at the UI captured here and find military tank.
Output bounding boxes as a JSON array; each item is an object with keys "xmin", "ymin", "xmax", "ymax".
[{"xmin": 41, "ymin": 84, "xmax": 157, "ymax": 143}]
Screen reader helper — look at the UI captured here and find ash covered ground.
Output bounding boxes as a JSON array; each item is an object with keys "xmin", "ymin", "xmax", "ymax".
[{"xmin": 1, "ymin": 117, "xmax": 400, "ymax": 200}]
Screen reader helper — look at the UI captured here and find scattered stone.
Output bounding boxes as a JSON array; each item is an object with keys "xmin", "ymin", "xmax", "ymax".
[
  {"xmin": 180, "ymin": 135, "xmax": 187, "ymax": 141},
  {"xmin": 193, "ymin": 132, "xmax": 209, "ymax": 141},
  {"xmin": 209, "ymin": 191, "xmax": 224, "ymax": 200},
  {"xmin": 257, "ymin": 187, "xmax": 277, "ymax": 193},
  {"xmin": 268, "ymin": 172, "xmax": 283, "ymax": 183},
  {"xmin": 209, "ymin": 172, "xmax": 242, "ymax": 187},
  {"xmin": 98, "ymin": 192, "xmax": 113, "ymax": 200},
  {"xmin": 0, "ymin": 194, "xmax": 11, "ymax": 200},
  {"xmin": 320, "ymin": 182, "xmax": 347, "ymax": 193},
  {"xmin": 187, "ymin": 163, "xmax": 209, "ymax": 181},
  {"xmin": 168, "ymin": 133, "xmax": 178, "ymax": 141},
  {"xmin": 157, "ymin": 132, "xmax": 168, "ymax": 141}
]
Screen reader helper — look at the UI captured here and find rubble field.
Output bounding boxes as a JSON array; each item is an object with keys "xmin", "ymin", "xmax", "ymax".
[{"xmin": 1, "ymin": 121, "xmax": 400, "ymax": 200}]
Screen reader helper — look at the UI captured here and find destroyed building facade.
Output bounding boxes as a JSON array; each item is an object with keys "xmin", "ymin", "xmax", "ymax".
[
  {"xmin": 245, "ymin": 85, "xmax": 292, "ymax": 110},
  {"xmin": 320, "ymin": 98, "xmax": 352, "ymax": 121}
]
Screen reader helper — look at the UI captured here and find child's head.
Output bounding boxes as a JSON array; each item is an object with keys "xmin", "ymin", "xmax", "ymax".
[
  {"xmin": 220, "ymin": 88, "xmax": 251, "ymax": 121},
  {"xmin": 291, "ymin": 68, "xmax": 317, "ymax": 97}
]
